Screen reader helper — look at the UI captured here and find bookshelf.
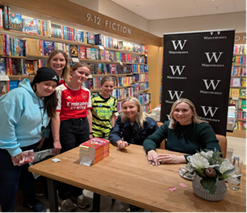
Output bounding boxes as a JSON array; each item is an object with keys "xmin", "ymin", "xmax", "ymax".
[
  {"xmin": 0, "ymin": 8, "xmax": 152, "ymax": 114},
  {"xmin": 229, "ymin": 44, "xmax": 246, "ymax": 131}
]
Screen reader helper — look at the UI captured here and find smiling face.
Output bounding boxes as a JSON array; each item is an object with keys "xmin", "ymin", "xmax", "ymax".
[
  {"xmin": 100, "ymin": 81, "xmax": 114, "ymax": 98},
  {"xmin": 70, "ymin": 66, "xmax": 90, "ymax": 85},
  {"xmin": 50, "ymin": 53, "xmax": 66, "ymax": 77},
  {"xmin": 123, "ymin": 101, "xmax": 139, "ymax": 122},
  {"xmin": 172, "ymin": 102, "xmax": 194, "ymax": 125},
  {"xmin": 35, "ymin": 80, "xmax": 57, "ymax": 98}
]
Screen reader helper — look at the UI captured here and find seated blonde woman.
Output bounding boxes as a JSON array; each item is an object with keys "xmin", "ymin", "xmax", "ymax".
[{"xmin": 143, "ymin": 98, "xmax": 221, "ymax": 165}]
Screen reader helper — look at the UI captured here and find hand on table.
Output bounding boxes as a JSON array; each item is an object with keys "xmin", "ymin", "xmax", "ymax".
[
  {"xmin": 147, "ymin": 150, "xmax": 159, "ymax": 166},
  {"xmin": 157, "ymin": 154, "xmax": 186, "ymax": 164},
  {"xmin": 116, "ymin": 140, "xmax": 129, "ymax": 149},
  {"xmin": 52, "ymin": 141, "xmax": 62, "ymax": 155}
]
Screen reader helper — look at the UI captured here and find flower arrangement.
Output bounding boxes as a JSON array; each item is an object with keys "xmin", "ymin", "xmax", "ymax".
[{"xmin": 187, "ymin": 149, "xmax": 235, "ymax": 195}]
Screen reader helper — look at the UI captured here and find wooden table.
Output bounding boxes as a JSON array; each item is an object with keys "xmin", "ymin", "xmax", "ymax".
[{"xmin": 29, "ymin": 144, "xmax": 246, "ymax": 212}]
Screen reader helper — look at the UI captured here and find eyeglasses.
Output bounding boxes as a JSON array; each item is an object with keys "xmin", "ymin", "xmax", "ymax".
[{"xmin": 41, "ymin": 126, "xmax": 45, "ymax": 133}]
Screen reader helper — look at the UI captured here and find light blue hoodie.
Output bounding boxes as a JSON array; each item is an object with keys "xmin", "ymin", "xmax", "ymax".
[{"xmin": 0, "ymin": 79, "xmax": 50, "ymax": 157}]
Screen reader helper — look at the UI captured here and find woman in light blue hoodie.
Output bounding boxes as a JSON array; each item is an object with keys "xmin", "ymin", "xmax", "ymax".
[{"xmin": 0, "ymin": 67, "xmax": 59, "ymax": 212}]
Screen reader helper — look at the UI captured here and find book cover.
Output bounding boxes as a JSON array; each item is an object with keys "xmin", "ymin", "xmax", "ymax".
[
  {"xmin": 241, "ymin": 77, "xmax": 246, "ymax": 87},
  {"xmin": 231, "ymin": 88, "xmax": 240, "ymax": 98},
  {"xmin": 23, "ymin": 18, "xmax": 37, "ymax": 35},
  {"xmin": 112, "ymin": 38, "xmax": 118, "ymax": 49},
  {"xmin": 109, "ymin": 51, "xmax": 115, "ymax": 62},
  {"xmin": 24, "ymin": 60, "xmax": 36, "ymax": 75},
  {"xmin": 240, "ymin": 88, "xmax": 246, "ymax": 98},
  {"xmin": 90, "ymin": 48, "xmax": 96, "ymax": 60},
  {"xmin": 87, "ymin": 32, "xmax": 95, "ymax": 45},
  {"xmin": 85, "ymin": 78, "xmax": 93, "ymax": 90},
  {"xmin": 95, "ymin": 34, "xmax": 103, "ymax": 45},
  {"xmin": 43, "ymin": 40, "xmax": 55, "ymax": 56},
  {"xmin": 231, "ymin": 77, "xmax": 241, "ymax": 87},
  {"xmin": 241, "ymin": 99, "xmax": 246, "ymax": 110},
  {"xmin": 9, "ymin": 80, "xmax": 19, "ymax": 90},
  {"xmin": 86, "ymin": 48, "xmax": 91, "ymax": 59},
  {"xmin": 0, "ymin": 81, "xmax": 7, "ymax": 96},
  {"xmin": 0, "ymin": 8, "xmax": 3, "ymax": 29},
  {"xmin": 0, "ymin": 58, "xmax": 6, "ymax": 75},
  {"xmin": 0, "ymin": 6, "xmax": 9, "ymax": 30},
  {"xmin": 9, "ymin": 12, "xmax": 23, "ymax": 31},
  {"xmin": 70, "ymin": 45, "xmax": 78, "ymax": 58},
  {"xmin": 77, "ymin": 30, "xmax": 84, "ymax": 43},
  {"xmin": 78, "ymin": 46, "xmax": 86, "ymax": 59},
  {"xmin": 104, "ymin": 50, "xmax": 109, "ymax": 61},
  {"xmin": 118, "ymin": 40, "xmax": 123, "ymax": 50}
]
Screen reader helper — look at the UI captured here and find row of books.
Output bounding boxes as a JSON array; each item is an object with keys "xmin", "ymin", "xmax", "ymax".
[
  {"xmin": 111, "ymin": 87, "xmax": 133, "ymax": 100},
  {"xmin": 84, "ymin": 76, "xmax": 133, "ymax": 90},
  {"xmin": 232, "ymin": 66, "xmax": 246, "ymax": 76},
  {"xmin": 133, "ymin": 82, "xmax": 149, "ymax": 92},
  {"xmin": 0, "ymin": 34, "xmax": 26, "ymax": 56},
  {"xmin": 0, "ymin": 80, "xmax": 20, "ymax": 95},
  {"xmin": 133, "ymin": 73, "xmax": 148, "ymax": 82},
  {"xmin": 0, "ymin": 6, "xmax": 148, "ymax": 54},
  {"xmin": 233, "ymin": 44, "xmax": 246, "ymax": 55},
  {"xmin": 232, "ymin": 55, "xmax": 246, "ymax": 65},
  {"xmin": 230, "ymin": 77, "xmax": 246, "ymax": 87},
  {"xmin": 133, "ymin": 93, "xmax": 151, "ymax": 105},
  {"xmin": 234, "ymin": 121, "xmax": 246, "ymax": 130},
  {"xmin": 229, "ymin": 88, "xmax": 246, "ymax": 98},
  {"xmin": 238, "ymin": 110, "xmax": 246, "ymax": 120}
]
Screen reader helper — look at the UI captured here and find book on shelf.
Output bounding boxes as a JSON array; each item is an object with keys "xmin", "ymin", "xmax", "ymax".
[
  {"xmin": 78, "ymin": 46, "xmax": 86, "ymax": 59},
  {"xmin": 70, "ymin": 45, "xmax": 78, "ymax": 58},
  {"xmin": 231, "ymin": 77, "xmax": 241, "ymax": 87},
  {"xmin": 95, "ymin": 34, "xmax": 103, "ymax": 46},
  {"xmin": 0, "ymin": 81, "xmax": 7, "ymax": 96},
  {"xmin": 43, "ymin": 40, "xmax": 55, "ymax": 56},
  {"xmin": 241, "ymin": 77, "xmax": 246, "ymax": 87},
  {"xmin": 87, "ymin": 32, "xmax": 95, "ymax": 45},
  {"xmin": 118, "ymin": 40, "xmax": 123, "ymax": 50},
  {"xmin": 8, "ymin": 80, "xmax": 19, "ymax": 90},
  {"xmin": 112, "ymin": 38, "xmax": 118, "ymax": 49},
  {"xmin": 229, "ymin": 99, "xmax": 237, "ymax": 107},
  {"xmin": 77, "ymin": 30, "xmax": 85, "ymax": 43},
  {"xmin": 0, "ymin": 5, "xmax": 9, "ymax": 30},
  {"xmin": 240, "ymin": 99, "xmax": 246, "ymax": 110},
  {"xmin": 231, "ymin": 88, "xmax": 240, "ymax": 98},
  {"xmin": 86, "ymin": 48, "xmax": 91, "ymax": 59},
  {"xmin": 9, "ymin": 12, "xmax": 23, "ymax": 31},
  {"xmin": 25, "ymin": 38, "xmax": 40, "ymax": 56},
  {"xmin": 0, "ymin": 58, "xmax": 6, "ymax": 75},
  {"xmin": 24, "ymin": 60, "xmax": 38, "ymax": 75},
  {"xmin": 90, "ymin": 48, "xmax": 97, "ymax": 60},
  {"xmin": 23, "ymin": 18, "xmax": 38, "ymax": 35},
  {"xmin": 240, "ymin": 88, "xmax": 246, "ymax": 99}
]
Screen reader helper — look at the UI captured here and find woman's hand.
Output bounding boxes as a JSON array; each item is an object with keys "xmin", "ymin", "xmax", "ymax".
[
  {"xmin": 11, "ymin": 152, "xmax": 23, "ymax": 164},
  {"xmin": 89, "ymin": 134, "xmax": 93, "ymax": 139},
  {"xmin": 157, "ymin": 154, "xmax": 186, "ymax": 164},
  {"xmin": 116, "ymin": 140, "xmax": 129, "ymax": 149},
  {"xmin": 52, "ymin": 140, "xmax": 62, "ymax": 155},
  {"xmin": 37, "ymin": 137, "xmax": 45, "ymax": 150},
  {"xmin": 147, "ymin": 150, "xmax": 159, "ymax": 166}
]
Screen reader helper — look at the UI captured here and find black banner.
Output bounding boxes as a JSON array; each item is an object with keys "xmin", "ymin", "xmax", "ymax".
[{"xmin": 161, "ymin": 29, "xmax": 235, "ymax": 136}]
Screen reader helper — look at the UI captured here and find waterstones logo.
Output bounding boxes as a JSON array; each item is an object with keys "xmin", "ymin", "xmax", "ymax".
[
  {"xmin": 201, "ymin": 106, "xmax": 219, "ymax": 117},
  {"xmin": 169, "ymin": 40, "xmax": 188, "ymax": 54},
  {"xmin": 202, "ymin": 52, "xmax": 224, "ymax": 67},
  {"xmin": 168, "ymin": 90, "xmax": 184, "ymax": 100},
  {"xmin": 167, "ymin": 65, "xmax": 187, "ymax": 80},
  {"xmin": 200, "ymin": 79, "xmax": 222, "ymax": 95},
  {"xmin": 204, "ymin": 31, "xmax": 227, "ymax": 40}
]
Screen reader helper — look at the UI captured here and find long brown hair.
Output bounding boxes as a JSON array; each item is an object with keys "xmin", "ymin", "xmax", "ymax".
[
  {"xmin": 169, "ymin": 98, "xmax": 204, "ymax": 129},
  {"xmin": 46, "ymin": 50, "xmax": 70, "ymax": 83}
]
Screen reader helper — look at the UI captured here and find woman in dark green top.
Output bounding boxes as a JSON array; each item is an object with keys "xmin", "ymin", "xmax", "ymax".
[{"xmin": 143, "ymin": 98, "xmax": 221, "ymax": 165}]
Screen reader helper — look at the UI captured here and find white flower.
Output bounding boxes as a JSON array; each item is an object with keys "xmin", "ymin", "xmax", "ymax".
[
  {"xmin": 200, "ymin": 150, "xmax": 214, "ymax": 159},
  {"xmin": 188, "ymin": 153, "xmax": 210, "ymax": 169},
  {"xmin": 219, "ymin": 159, "xmax": 235, "ymax": 175}
]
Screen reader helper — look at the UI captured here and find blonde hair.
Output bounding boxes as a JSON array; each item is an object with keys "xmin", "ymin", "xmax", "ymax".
[
  {"xmin": 120, "ymin": 97, "xmax": 148, "ymax": 129},
  {"xmin": 100, "ymin": 76, "xmax": 115, "ymax": 86},
  {"xmin": 169, "ymin": 98, "xmax": 204, "ymax": 129},
  {"xmin": 46, "ymin": 50, "xmax": 70, "ymax": 83}
]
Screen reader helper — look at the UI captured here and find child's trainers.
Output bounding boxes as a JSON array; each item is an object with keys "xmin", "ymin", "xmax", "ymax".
[
  {"xmin": 23, "ymin": 199, "xmax": 46, "ymax": 212},
  {"xmin": 71, "ymin": 194, "xmax": 90, "ymax": 209},
  {"xmin": 59, "ymin": 198, "xmax": 77, "ymax": 212}
]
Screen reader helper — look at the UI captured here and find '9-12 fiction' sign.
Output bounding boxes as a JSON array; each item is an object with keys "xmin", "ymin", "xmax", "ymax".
[{"xmin": 86, "ymin": 13, "xmax": 131, "ymax": 35}]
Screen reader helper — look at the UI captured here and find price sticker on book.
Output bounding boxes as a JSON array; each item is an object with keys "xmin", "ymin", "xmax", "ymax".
[
  {"xmin": 99, "ymin": 45, "xmax": 104, "ymax": 50},
  {"xmin": 72, "ymin": 58, "xmax": 79, "ymax": 62}
]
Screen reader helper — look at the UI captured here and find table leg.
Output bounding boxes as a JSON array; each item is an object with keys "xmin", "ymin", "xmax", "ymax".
[
  {"xmin": 91, "ymin": 192, "xmax": 101, "ymax": 212},
  {"xmin": 47, "ymin": 178, "xmax": 58, "ymax": 212}
]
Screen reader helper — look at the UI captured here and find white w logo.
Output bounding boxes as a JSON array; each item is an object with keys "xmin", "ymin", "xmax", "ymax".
[
  {"xmin": 168, "ymin": 90, "xmax": 184, "ymax": 100},
  {"xmin": 203, "ymin": 79, "xmax": 221, "ymax": 90},
  {"xmin": 201, "ymin": 106, "xmax": 219, "ymax": 117},
  {"xmin": 205, "ymin": 52, "xmax": 223, "ymax": 63},
  {"xmin": 170, "ymin": 66, "xmax": 185, "ymax": 75},
  {"xmin": 171, "ymin": 40, "xmax": 187, "ymax": 50}
]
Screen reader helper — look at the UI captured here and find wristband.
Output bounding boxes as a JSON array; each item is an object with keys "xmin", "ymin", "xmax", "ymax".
[{"xmin": 89, "ymin": 132, "xmax": 93, "ymax": 135}]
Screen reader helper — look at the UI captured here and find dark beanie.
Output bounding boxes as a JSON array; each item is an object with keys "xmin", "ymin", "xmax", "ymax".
[{"xmin": 33, "ymin": 67, "xmax": 59, "ymax": 85}]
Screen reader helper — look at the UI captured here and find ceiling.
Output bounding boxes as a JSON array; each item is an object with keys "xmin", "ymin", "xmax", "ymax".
[{"xmin": 111, "ymin": 0, "xmax": 246, "ymax": 20}]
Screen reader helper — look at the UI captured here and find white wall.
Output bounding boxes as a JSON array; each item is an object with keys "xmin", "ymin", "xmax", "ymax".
[
  {"xmin": 98, "ymin": 0, "xmax": 149, "ymax": 32},
  {"xmin": 148, "ymin": 12, "xmax": 246, "ymax": 37}
]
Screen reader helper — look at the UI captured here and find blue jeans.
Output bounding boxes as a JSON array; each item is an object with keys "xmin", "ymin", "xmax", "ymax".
[{"xmin": 0, "ymin": 143, "xmax": 38, "ymax": 212}]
